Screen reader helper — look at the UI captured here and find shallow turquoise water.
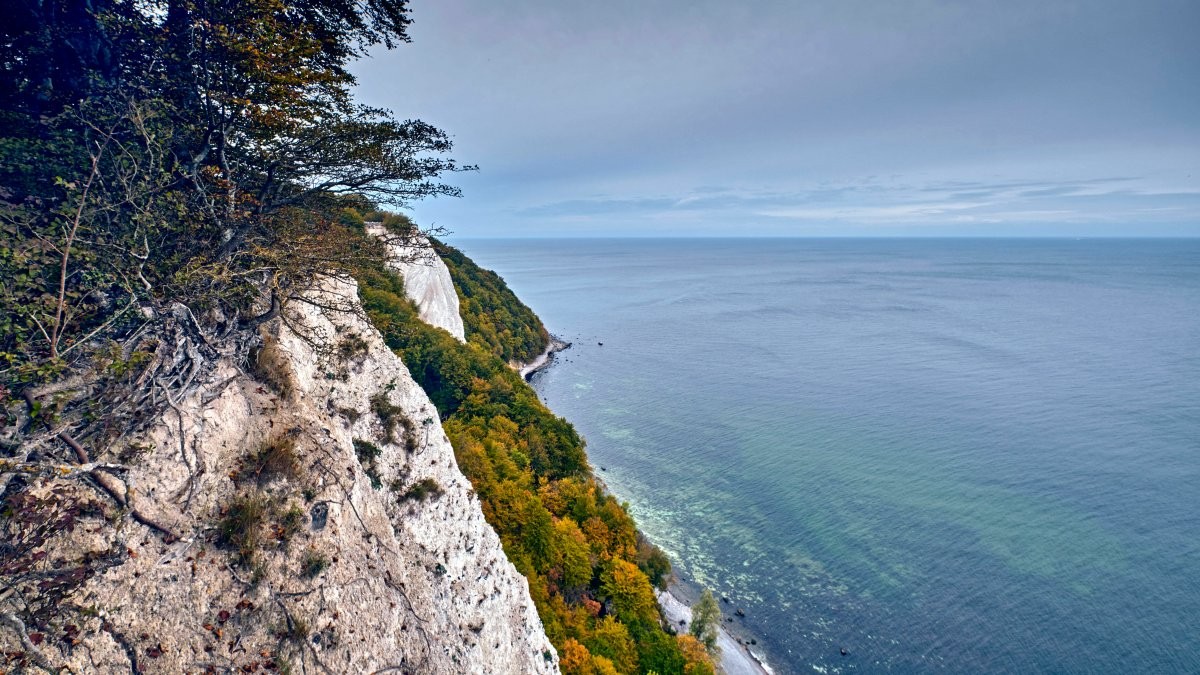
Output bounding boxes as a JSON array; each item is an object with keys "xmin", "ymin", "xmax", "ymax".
[{"xmin": 454, "ymin": 238, "xmax": 1200, "ymax": 673}]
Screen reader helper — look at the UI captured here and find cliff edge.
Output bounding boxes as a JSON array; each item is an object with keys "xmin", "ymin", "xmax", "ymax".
[{"xmin": 1, "ymin": 279, "xmax": 556, "ymax": 673}]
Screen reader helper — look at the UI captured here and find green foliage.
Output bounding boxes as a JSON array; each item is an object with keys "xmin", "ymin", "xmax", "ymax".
[
  {"xmin": 396, "ymin": 477, "xmax": 444, "ymax": 503},
  {"xmin": 637, "ymin": 534, "xmax": 673, "ymax": 591},
  {"xmin": 364, "ymin": 210, "xmax": 418, "ymax": 235},
  {"xmin": 0, "ymin": 98, "xmax": 186, "ymax": 382},
  {"xmin": 689, "ymin": 590, "xmax": 721, "ymax": 658},
  {"xmin": 357, "ymin": 262, "xmax": 704, "ymax": 674},
  {"xmin": 434, "ymin": 240, "xmax": 551, "ymax": 364},
  {"xmin": 218, "ymin": 494, "xmax": 268, "ymax": 563},
  {"xmin": 352, "ymin": 439, "xmax": 383, "ymax": 489}
]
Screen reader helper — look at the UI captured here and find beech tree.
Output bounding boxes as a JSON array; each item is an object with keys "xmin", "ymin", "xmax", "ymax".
[
  {"xmin": 1, "ymin": 0, "xmax": 469, "ymax": 380},
  {"xmin": 1, "ymin": 0, "xmax": 469, "ymax": 514}
]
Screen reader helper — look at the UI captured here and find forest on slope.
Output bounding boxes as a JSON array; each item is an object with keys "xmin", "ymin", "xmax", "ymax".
[
  {"xmin": 355, "ymin": 238, "xmax": 715, "ymax": 674},
  {"xmin": 436, "ymin": 239, "xmax": 551, "ymax": 365},
  {"xmin": 1, "ymin": 1, "xmax": 712, "ymax": 671}
]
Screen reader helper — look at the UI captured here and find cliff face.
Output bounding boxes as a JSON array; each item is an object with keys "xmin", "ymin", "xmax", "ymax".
[
  {"xmin": 374, "ymin": 226, "xmax": 467, "ymax": 341},
  {"xmin": 7, "ymin": 279, "xmax": 556, "ymax": 673}
]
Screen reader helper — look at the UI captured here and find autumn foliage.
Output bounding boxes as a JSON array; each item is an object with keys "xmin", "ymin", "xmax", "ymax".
[{"xmin": 358, "ymin": 255, "xmax": 711, "ymax": 673}]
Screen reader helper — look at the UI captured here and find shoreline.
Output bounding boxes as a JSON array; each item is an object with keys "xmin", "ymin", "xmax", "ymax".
[
  {"xmin": 528, "ymin": 339, "xmax": 775, "ymax": 675},
  {"xmin": 658, "ymin": 583, "xmax": 774, "ymax": 675},
  {"xmin": 515, "ymin": 335, "xmax": 572, "ymax": 380}
]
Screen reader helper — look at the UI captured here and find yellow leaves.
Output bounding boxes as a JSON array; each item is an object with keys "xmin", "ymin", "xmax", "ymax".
[
  {"xmin": 585, "ymin": 616, "xmax": 638, "ymax": 673},
  {"xmin": 538, "ymin": 481, "xmax": 566, "ymax": 514},
  {"xmin": 558, "ymin": 639, "xmax": 624, "ymax": 675},
  {"xmin": 583, "ymin": 516, "xmax": 614, "ymax": 559},
  {"xmin": 552, "ymin": 518, "xmax": 593, "ymax": 589},
  {"xmin": 600, "ymin": 559, "xmax": 660, "ymax": 627},
  {"xmin": 677, "ymin": 634, "xmax": 716, "ymax": 675}
]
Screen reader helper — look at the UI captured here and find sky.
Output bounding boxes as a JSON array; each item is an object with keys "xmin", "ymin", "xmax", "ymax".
[{"xmin": 353, "ymin": 0, "xmax": 1200, "ymax": 238}]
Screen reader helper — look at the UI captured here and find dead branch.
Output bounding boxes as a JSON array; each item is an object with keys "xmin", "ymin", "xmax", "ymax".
[{"xmin": 0, "ymin": 612, "xmax": 58, "ymax": 671}]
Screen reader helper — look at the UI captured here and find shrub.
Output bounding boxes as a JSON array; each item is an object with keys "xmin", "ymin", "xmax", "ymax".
[
  {"xmin": 369, "ymin": 392, "xmax": 407, "ymax": 444},
  {"xmin": 352, "ymin": 439, "xmax": 383, "ymax": 489},
  {"xmin": 218, "ymin": 495, "xmax": 267, "ymax": 562},
  {"xmin": 299, "ymin": 549, "xmax": 329, "ymax": 579},
  {"xmin": 397, "ymin": 478, "xmax": 443, "ymax": 503},
  {"xmin": 337, "ymin": 333, "xmax": 370, "ymax": 361}
]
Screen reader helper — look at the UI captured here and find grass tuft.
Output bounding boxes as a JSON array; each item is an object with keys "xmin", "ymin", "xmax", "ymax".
[
  {"xmin": 397, "ymin": 477, "xmax": 443, "ymax": 503},
  {"xmin": 218, "ymin": 494, "xmax": 267, "ymax": 562},
  {"xmin": 244, "ymin": 436, "xmax": 300, "ymax": 485},
  {"xmin": 299, "ymin": 548, "xmax": 329, "ymax": 579}
]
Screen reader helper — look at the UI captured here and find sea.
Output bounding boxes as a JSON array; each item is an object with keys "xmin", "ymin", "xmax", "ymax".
[{"xmin": 451, "ymin": 238, "xmax": 1200, "ymax": 674}]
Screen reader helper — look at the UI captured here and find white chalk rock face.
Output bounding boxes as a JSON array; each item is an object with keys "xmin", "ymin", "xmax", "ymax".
[
  {"xmin": 370, "ymin": 224, "xmax": 466, "ymax": 342},
  {"xmin": 51, "ymin": 279, "xmax": 557, "ymax": 674}
]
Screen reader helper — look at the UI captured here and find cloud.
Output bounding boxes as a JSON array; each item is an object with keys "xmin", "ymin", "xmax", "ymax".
[
  {"xmin": 354, "ymin": 1, "xmax": 1200, "ymax": 237},
  {"xmin": 504, "ymin": 176, "xmax": 1200, "ymax": 231}
]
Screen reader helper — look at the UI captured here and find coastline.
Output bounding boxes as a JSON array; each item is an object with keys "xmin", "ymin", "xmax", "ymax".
[
  {"xmin": 529, "ymin": 338, "xmax": 774, "ymax": 675},
  {"xmin": 658, "ymin": 582, "xmax": 774, "ymax": 675},
  {"xmin": 516, "ymin": 335, "xmax": 572, "ymax": 380}
]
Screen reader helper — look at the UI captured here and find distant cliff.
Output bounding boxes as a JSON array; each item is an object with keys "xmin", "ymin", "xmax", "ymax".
[
  {"xmin": 372, "ymin": 224, "xmax": 467, "ymax": 342},
  {"xmin": 356, "ymin": 241, "xmax": 715, "ymax": 675}
]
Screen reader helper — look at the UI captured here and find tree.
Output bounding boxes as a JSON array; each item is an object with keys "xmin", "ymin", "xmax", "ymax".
[
  {"xmin": 636, "ymin": 532, "xmax": 672, "ymax": 590},
  {"xmin": 1, "ymin": 0, "xmax": 470, "ymax": 398},
  {"xmin": 677, "ymin": 634, "xmax": 717, "ymax": 675},
  {"xmin": 600, "ymin": 559, "xmax": 660, "ymax": 629},
  {"xmin": 690, "ymin": 589, "xmax": 721, "ymax": 658},
  {"xmin": 0, "ymin": 2, "xmax": 471, "ymax": 613}
]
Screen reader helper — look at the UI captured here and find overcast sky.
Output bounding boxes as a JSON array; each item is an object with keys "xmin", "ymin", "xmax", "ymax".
[{"xmin": 353, "ymin": 0, "xmax": 1200, "ymax": 238}]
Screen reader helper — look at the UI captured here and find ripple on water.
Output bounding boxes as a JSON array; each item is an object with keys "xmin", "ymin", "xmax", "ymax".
[{"xmin": 465, "ymin": 238, "xmax": 1200, "ymax": 674}]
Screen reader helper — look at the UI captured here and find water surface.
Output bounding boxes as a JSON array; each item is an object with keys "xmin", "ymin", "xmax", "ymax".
[{"xmin": 454, "ymin": 238, "xmax": 1200, "ymax": 673}]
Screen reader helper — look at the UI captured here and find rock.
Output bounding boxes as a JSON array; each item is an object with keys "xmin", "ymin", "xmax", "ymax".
[
  {"xmin": 309, "ymin": 502, "xmax": 329, "ymax": 530},
  {"xmin": 10, "ymin": 278, "xmax": 556, "ymax": 673},
  {"xmin": 735, "ymin": 609, "xmax": 746, "ymax": 618},
  {"xmin": 841, "ymin": 647, "xmax": 849, "ymax": 656},
  {"xmin": 371, "ymin": 225, "xmax": 466, "ymax": 342}
]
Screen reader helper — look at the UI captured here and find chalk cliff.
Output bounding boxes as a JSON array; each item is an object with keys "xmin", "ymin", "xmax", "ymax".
[
  {"xmin": 2, "ymin": 279, "xmax": 556, "ymax": 673},
  {"xmin": 373, "ymin": 225, "xmax": 467, "ymax": 341}
]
